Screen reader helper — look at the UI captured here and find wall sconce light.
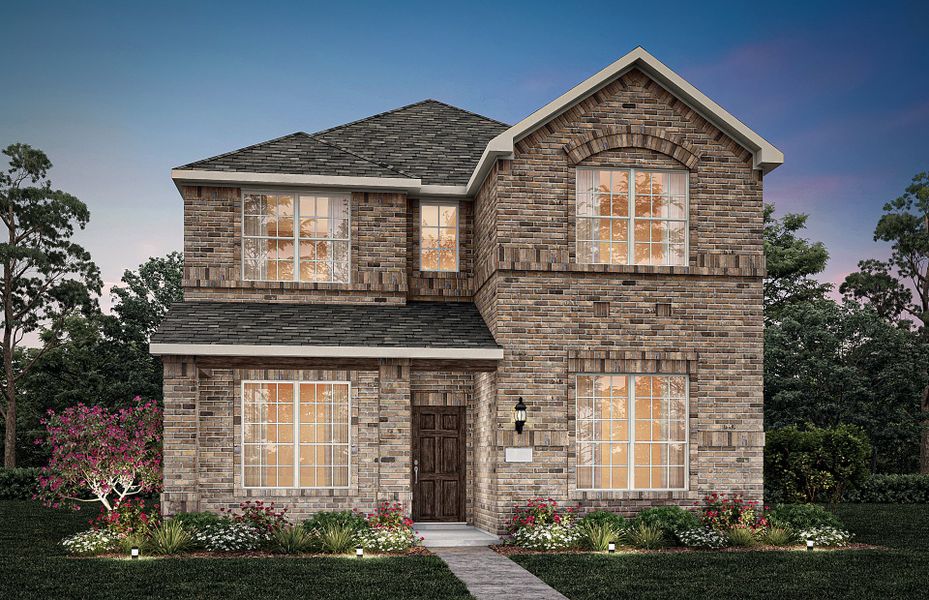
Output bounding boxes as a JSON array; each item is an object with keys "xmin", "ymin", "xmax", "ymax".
[
  {"xmin": 130, "ymin": 546, "xmax": 140, "ymax": 560},
  {"xmin": 608, "ymin": 542, "xmax": 616, "ymax": 554},
  {"xmin": 514, "ymin": 398, "xmax": 527, "ymax": 434},
  {"xmin": 356, "ymin": 546, "xmax": 364, "ymax": 559},
  {"xmin": 806, "ymin": 539, "xmax": 814, "ymax": 552}
]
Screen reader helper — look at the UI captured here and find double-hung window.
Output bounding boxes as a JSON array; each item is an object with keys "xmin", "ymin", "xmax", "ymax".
[
  {"xmin": 576, "ymin": 374, "xmax": 687, "ymax": 490},
  {"xmin": 576, "ymin": 168, "xmax": 687, "ymax": 266},
  {"xmin": 243, "ymin": 192, "xmax": 350, "ymax": 282},
  {"xmin": 242, "ymin": 381, "xmax": 350, "ymax": 488},
  {"xmin": 419, "ymin": 201, "xmax": 459, "ymax": 272}
]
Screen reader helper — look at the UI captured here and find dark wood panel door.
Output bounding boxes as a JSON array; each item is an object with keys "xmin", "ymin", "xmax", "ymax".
[{"xmin": 412, "ymin": 405, "xmax": 465, "ymax": 522}]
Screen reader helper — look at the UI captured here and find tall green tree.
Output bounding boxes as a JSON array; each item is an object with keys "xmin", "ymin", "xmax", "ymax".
[
  {"xmin": 16, "ymin": 253, "xmax": 182, "ymax": 466},
  {"xmin": 0, "ymin": 144, "xmax": 101, "ymax": 467},
  {"xmin": 841, "ymin": 172, "xmax": 929, "ymax": 472},
  {"xmin": 763, "ymin": 204, "xmax": 831, "ymax": 321}
]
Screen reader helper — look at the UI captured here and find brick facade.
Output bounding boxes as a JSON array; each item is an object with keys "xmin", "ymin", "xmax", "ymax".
[{"xmin": 161, "ymin": 66, "xmax": 766, "ymax": 534}]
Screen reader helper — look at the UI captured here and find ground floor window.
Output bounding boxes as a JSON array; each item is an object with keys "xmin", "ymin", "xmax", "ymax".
[
  {"xmin": 242, "ymin": 380, "xmax": 350, "ymax": 488},
  {"xmin": 576, "ymin": 374, "xmax": 687, "ymax": 491}
]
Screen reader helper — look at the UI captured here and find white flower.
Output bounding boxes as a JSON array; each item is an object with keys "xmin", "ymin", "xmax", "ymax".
[
  {"xmin": 193, "ymin": 523, "xmax": 262, "ymax": 552},
  {"xmin": 62, "ymin": 529, "xmax": 119, "ymax": 556},
  {"xmin": 678, "ymin": 527, "xmax": 729, "ymax": 549},
  {"xmin": 512, "ymin": 523, "xmax": 581, "ymax": 550},
  {"xmin": 799, "ymin": 526, "xmax": 852, "ymax": 547}
]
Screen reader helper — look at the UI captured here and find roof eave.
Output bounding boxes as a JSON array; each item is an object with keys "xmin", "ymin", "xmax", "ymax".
[
  {"xmin": 150, "ymin": 342, "xmax": 503, "ymax": 360},
  {"xmin": 466, "ymin": 47, "xmax": 784, "ymax": 194},
  {"xmin": 171, "ymin": 169, "xmax": 468, "ymax": 197}
]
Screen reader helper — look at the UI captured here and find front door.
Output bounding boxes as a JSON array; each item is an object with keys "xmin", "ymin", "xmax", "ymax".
[{"xmin": 412, "ymin": 405, "xmax": 465, "ymax": 521}]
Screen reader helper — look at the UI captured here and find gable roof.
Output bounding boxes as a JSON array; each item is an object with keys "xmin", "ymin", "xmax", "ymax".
[
  {"xmin": 172, "ymin": 48, "xmax": 782, "ymax": 194},
  {"xmin": 175, "ymin": 100, "xmax": 509, "ymax": 187},
  {"xmin": 467, "ymin": 47, "xmax": 783, "ymax": 193},
  {"xmin": 150, "ymin": 300, "xmax": 503, "ymax": 360}
]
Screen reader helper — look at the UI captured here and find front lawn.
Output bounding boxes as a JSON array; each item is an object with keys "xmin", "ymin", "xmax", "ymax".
[
  {"xmin": 0, "ymin": 500, "xmax": 473, "ymax": 600},
  {"xmin": 511, "ymin": 504, "xmax": 929, "ymax": 600}
]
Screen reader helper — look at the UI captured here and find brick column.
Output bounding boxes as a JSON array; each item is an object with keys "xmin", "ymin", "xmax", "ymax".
[
  {"xmin": 161, "ymin": 356, "xmax": 199, "ymax": 515},
  {"xmin": 377, "ymin": 358, "xmax": 412, "ymax": 510}
]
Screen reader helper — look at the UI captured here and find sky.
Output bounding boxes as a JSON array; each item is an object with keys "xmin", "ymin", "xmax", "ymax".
[{"xmin": 2, "ymin": 0, "xmax": 928, "ymax": 308}]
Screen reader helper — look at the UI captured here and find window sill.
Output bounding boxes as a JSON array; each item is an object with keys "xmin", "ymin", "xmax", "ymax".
[
  {"xmin": 570, "ymin": 489, "xmax": 695, "ymax": 501},
  {"xmin": 238, "ymin": 487, "xmax": 357, "ymax": 498}
]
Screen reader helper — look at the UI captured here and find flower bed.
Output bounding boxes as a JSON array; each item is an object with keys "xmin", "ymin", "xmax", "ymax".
[
  {"xmin": 501, "ymin": 493, "xmax": 859, "ymax": 555},
  {"xmin": 57, "ymin": 500, "xmax": 424, "ymax": 558}
]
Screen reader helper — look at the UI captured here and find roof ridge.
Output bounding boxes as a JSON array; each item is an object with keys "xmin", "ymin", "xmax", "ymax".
[
  {"xmin": 421, "ymin": 98, "xmax": 510, "ymax": 128},
  {"xmin": 306, "ymin": 134, "xmax": 418, "ymax": 179},
  {"xmin": 174, "ymin": 131, "xmax": 307, "ymax": 170}
]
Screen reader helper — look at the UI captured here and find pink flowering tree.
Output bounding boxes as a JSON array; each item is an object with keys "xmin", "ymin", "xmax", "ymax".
[{"xmin": 35, "ymin": 397, "xmax": 162, "ymax": 511}]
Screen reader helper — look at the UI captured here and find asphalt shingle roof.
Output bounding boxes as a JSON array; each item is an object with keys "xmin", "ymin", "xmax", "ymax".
[
  {"xmin": 176, "ymin": 100, "xmax": 509, "ymax": 186},
  {"xmin": 151, "ymin": 301, "xmax": 500, "ymax": 349}
]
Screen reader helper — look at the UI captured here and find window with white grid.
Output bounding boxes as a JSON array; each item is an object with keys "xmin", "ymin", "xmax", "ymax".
[
  {"xmin": 242, "ymin": 192, "xmax": 350, "ymax": 283},
  {"xmin": 420, "ymin": 201, "xmax": 459, "ymax": 272},
  {"xmin": 576, "ymin": 168, "xmax": 687, "ymax": 266},
  {"xmin": 242, "ymin": 381, "xmax": 350, "ymax": 489},
  {"xmin": 576, "ymin": 374, "xmax": 687, "ymax": 491}
]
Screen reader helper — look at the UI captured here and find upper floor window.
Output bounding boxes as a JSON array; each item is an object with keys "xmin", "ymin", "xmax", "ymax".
[
  {"xmin": 242, "ymin": 191, "xmax": 350, "ymax": 283},
  {"xmin": 576, "ymin": 168, "xmax": 687, "ymax": 267},
  {"xmin": 420, "ymin": 201, "xmax": 458, "ymax": 272}
]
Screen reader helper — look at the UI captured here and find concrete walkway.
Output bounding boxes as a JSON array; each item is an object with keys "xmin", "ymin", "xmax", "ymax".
[{"xmin": 432, "ymin": 546, "xmax": 569, "ymax": 600}]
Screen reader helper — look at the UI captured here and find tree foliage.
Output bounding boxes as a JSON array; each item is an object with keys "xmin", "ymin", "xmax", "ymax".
[
  {"xmin": 35, "ymin": 398, "xmax": 162, "ymax": 511},
  {"xmin": 763, "ymin": 204, "xmax": 831, "ymax": 321},
  {"xmin": 0, "ymin": 143, "xmax": 101, "ymax": 467}
]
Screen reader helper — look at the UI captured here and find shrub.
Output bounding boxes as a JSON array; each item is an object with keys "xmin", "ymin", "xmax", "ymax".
[
  {"xmin": 220, "ymin": 501, "xmax": 288, "ymax": 538},
  {"xmin": 0, "ymin": 467, "xmax": 39, "ymax": 499},
  {"xmin": 149, "ymin": 520, "xmax": 192, "ymax": 555},
  {"xmin": 678, "ymin": 527, "xmax": 728, "ymax": 549},
  {"xmin": 272, "ymin": 524, "xmax": 315, "ymax": 554},
  {"xmin": 511, "ymin": 522, "xmax": 582, "ymax": 550},
  {"xmin": 579, "ymin": 510, "xmax": 627, "ymax": 530},
  {"xmin": 303, "ymin": 509, "xmax": 367, "ymax": 534},
  {"xmin": 62, "ymin": 529, "xmax": 120, "ymax": 556},
  {"xmin": 761, "ymin": 527, "xmax": 796, "ymax": 546},
  {"xmin": 626, "ymin": 523, "xmax": 665, "ymax": 549},
  {"xmin": 91, "ymin": 497, "xmax": 159, "ymax": 537},
  {"xmin": 358, "ymin": 502, "xmax": 419, "ymax": 553},
  {"xmin": 765, "ymin": 424, "xmax": 871, "ymax": 504},
  {"xmin": 578, "ymin": 520, "xmax": 622, "ymax": 551},
  {"xmin": 844, "ymin": 474, "xmax": 929, "ymax": 503},
  {"xmin": 193, "ymin": 522, "xmax": 262, "ymax": 552},
  {"xmin": 170, "ymin": 511, "xmax": 231, "ymax": 533},
  {"xmin": 766, "ymin": 504, "xmax": 841, "ymax": 531},
  {"xmin": 317, "ymin": 523, "xmax": 358, "ymax": 554},
  {"xmin": 118, "ymin": 531, "xmax": 148, "ymax": 554},
  {"xmin": 799, "ymin": 526, "xmax": 852, "ymax": 547},
  {"xmin": 509, "ymin": 497, "xmax": 577, "ymax": 532},
  {"xmin": 634, "ymin": 506, "xmax": 700, "ymax": 542},
  {"xmin": 727, "ymin": 526, "xmax": 758, "ymax": 547},
  {"xmin": 698, "ymin": 493, "xmax": 767, "ymax": 531},
  {"xmin": 35, "ymin": 399, "xmax": 162, "ymax": 512}
]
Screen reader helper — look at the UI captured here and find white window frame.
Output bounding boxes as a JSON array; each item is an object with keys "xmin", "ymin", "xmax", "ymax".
[
  {"xmin": 574, "ymin": 373, "xmax": 689, "ymax": 492},
  {"xmin": 240, "ymin": 379, "xmax": 352, "ymax": 490},
  {"xmin": 241, "ymin": 189, "xmax": 352, "ymax": 283},
  {"xmin": 418, "ymin": 199, "xmax": 460, "ymax": 272},
  {"xmin": 575, "ymin": 167, "xmax": 689, "ymax": 267}
]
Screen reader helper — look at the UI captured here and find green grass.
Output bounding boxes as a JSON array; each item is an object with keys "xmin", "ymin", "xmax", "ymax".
[
  {"xmin": 512, "ymin": 504, "xmax": 929, "ymax": 600},
  {"xmin": 0, "ymin": 500, "xmax": 472, "ymax": 600}
]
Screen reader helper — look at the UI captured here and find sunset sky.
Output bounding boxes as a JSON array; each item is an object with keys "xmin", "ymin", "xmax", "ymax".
[{"xmin": 2, "ymin": 0, "xmax": 928, "ymax": 308}]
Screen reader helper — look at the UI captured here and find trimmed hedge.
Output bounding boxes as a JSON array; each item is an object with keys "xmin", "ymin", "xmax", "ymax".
[
  {"xmin": 0, "ymin": 468, "xmax": 39, "ymax": 499},
  {"xmin": 844, "ymin": 474, "xmax": 929, "ymax": 503}
]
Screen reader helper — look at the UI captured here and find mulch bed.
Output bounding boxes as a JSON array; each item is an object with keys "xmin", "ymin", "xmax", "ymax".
[
  {"xmin": 491, "ymin": 542, "xmax": 881, "ymax": 556},
  {"xmin": 73, "ymin": 546, "xmax": 432, "ymax": 559}
]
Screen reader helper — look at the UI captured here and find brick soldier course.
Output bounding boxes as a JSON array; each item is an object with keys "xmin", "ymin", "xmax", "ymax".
[{"xmin": 153, "ymin": 47, "xmax": 781, "ymax": 533}]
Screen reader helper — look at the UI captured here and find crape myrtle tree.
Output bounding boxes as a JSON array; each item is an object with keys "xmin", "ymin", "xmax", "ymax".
[
  {"xmin": 35, "ymin": 398, "xmax": 162, "ymax": 511},
  {"xmin": 841, "ymin": 172, "xmax": 929, "ymax": 473},
  {"xmin": 0, "ymin": 144, "xmax": 101, "ymax": 467}
]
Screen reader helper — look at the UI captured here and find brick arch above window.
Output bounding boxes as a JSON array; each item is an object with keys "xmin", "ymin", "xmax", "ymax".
[{"xmin": 563, "ymin": 126, "xmax": 701, "ymax": 170}]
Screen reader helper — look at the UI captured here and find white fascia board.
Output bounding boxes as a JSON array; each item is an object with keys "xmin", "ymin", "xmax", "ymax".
[
  {"xmin": 465, "ymin": 47, "xmax": 783, "ymax": 193},
  {"xmin": 172, "ymin": 169, "xmax": 422, "ymax": 192},
  {"xmin": 149, "ymin": 343, "xmax": 504, "ymax": 360},
  {"xmin": 172, "ymin": 170, "xmax": 471, "ymax": 198}
]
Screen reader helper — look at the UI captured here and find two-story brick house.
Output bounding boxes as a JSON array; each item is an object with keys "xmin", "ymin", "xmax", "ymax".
[{"xmin": 152, "ymin": 47, "xmax": 782, "ymax": 534}]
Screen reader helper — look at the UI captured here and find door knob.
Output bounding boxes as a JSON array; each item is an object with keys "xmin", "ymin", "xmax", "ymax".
[{"xmin": 413, "ymin": 459, "xmax": 418, "ymax": 484}]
